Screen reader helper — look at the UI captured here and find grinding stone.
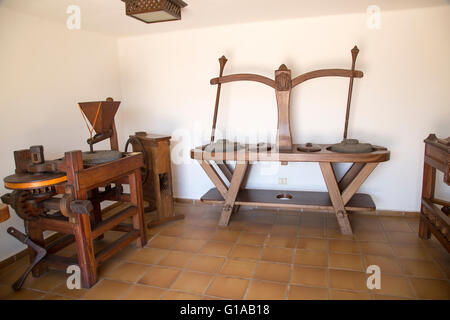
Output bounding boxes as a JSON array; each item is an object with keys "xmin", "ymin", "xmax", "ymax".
[
  {"xmin": 330, "ymin": 139, "xmax": 373, "ymax": 154},
  {"xmin": 82, "ymin": 150, "xmax": 123, "ymax": 165},
  {"xmin": 204, "ymin": 139, "xmax": 244, "ymax": 153}
]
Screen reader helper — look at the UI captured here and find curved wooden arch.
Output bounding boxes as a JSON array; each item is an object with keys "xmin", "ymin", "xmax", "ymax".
[
  {"xmin": 291, "ymin": 69, "xmax": 363, "ymax": 88},
  {"xmin": 210, "ymin": 74, "xmax": 276, "ymax": 89}
]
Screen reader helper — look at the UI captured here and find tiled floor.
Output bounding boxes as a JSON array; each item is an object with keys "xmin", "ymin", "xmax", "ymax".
[{"xmin": 0, "ymin": 203, "xmax": 449, "ymax": 300}]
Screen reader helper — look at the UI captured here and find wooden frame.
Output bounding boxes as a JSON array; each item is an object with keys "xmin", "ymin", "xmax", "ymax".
[
  {"xmin": 418, "ymin": 134, "xmax": 449, "ymax": 252},
  {"xmin": 4, "ymin": 151, "xmax": 147, "ymax": 288},
  {"xmin": 192, "ymin": 48, "xmax": 390, "ymax": 235},
  {"xmin": 194, "ymin": 149, "xmax": 386, "ymax": 235}
]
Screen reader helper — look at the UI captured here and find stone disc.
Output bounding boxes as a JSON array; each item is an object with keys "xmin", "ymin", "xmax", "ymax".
[{"xmin": 82, "ymin": 150, "xmax": 123, "ymax": 165}]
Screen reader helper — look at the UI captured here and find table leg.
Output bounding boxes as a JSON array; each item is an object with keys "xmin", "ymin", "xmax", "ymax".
[
  {"xmin": 320, "ymin": 162, "xmax": 353, "ymax": 235},
  {"xmin": 219, "ymin": 162, "xmax": 249, "ymax": 226}
]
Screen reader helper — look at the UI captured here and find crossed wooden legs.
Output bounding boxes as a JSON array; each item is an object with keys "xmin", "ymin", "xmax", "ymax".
[
  {"xmin": 320, "ymin": 162, "xmax": 378, "ymax": 235},
  {"xmin": 199, "ymin": 160, "xmax": 377, "ymax": 234},
  {"xmin": 199, "ymin": 160, "xmax": 249, "ymax": 226}
]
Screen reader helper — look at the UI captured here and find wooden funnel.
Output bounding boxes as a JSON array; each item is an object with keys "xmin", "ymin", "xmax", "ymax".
[{"xmin": 78, "ymin": 98, "xmax": 121, "ymax": 134}]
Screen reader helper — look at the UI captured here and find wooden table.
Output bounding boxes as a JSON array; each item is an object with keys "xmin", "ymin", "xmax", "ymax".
[{"xmin": 191, "ymin": 143, "xmax": 390, "ymax": 235}]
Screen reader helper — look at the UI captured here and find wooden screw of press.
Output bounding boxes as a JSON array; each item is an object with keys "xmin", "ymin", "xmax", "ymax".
[
  {"xmin": 210, "ymin": 56, "xmax": 228, "ymax": 143},
  {"xmin": 343, "ymin": 46, "xmax": 359, "ymax": 140}
]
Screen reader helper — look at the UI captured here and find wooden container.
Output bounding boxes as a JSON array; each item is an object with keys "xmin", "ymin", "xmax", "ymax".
[
  {"xmin": 129, "ymin": 132, "xmax": 183, "ymax": 226},
  {"xmin": 0, "ymin": 203, "xmax": 10, "ymax": 223}
]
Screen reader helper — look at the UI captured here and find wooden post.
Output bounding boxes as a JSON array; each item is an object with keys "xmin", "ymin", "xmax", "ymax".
[
  {"xmin": 129, "ymin": 168, "xmax": 147, "ymax": 247},
  {"xmin": 419, "ymin": 162, "xmax": 435, "ymax": 239},
  {"xmin": 65, "ymin": 151, "xmax": 97, "ymax": 288}
]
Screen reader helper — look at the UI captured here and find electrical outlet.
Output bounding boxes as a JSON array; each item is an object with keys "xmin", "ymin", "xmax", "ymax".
[{"xmin": 278, "ymin": 178, "xmax": 287, "ymax": 185}]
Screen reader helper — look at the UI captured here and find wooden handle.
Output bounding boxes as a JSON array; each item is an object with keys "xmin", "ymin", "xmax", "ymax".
[
  {"xmin": 210, "ymin": 56, "xmax": 228, "ymax": 143},
  {"xmin": 0, "ymin": 204, "xmax": 10, "ymax": 223},
  {"xmin": 343, "ymin": 45, "xmax": 360, "ymax": 140}
]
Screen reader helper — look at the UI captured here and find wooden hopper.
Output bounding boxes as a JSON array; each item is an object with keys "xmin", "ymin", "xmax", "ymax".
[
  {"xmin": 78, "ymin": 98, "xmax": 121, "ymax": 151},
  {"xmin": 78, "ymin": 98, "xmax": 121, "ymax": 134}
]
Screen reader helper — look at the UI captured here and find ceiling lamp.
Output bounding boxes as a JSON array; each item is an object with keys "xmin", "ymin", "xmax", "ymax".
[{"xmin": 121, "ymin": 0, "xmax": 188, "ymax": 24}]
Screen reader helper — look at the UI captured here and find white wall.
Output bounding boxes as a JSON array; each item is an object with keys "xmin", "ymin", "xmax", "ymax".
[
  {"xmin": 117, "ymin": 6, "xmax": 450, "ymax": 212},
  {"xmin": 0, "ymin": 7, "xmax": 122, "ymax": 260}
]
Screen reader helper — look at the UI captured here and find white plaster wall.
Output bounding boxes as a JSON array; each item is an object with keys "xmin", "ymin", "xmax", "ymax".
[
  {"xmin": 117, "ymin": 6, "xmax": 450, "ymax": 213},
  {"xmin": 0, "ymin": 7, "xmax": 122, "ymax": 260}
]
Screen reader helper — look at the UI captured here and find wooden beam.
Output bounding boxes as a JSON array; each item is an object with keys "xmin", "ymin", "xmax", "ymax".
[
  {"xmin": 198, "ymin": 160, "xmax": 228, "ymax": 198},
  {"xmin": 319, "ymin": 162, "xmax": 352, "ymax": 235},
  {"xmin": 341, "ymin": 163, "xmax": 378, "ymax": 205},
  {"xmin": 218, "ymin": 162, "xmax": 248, "ymax": 226}
]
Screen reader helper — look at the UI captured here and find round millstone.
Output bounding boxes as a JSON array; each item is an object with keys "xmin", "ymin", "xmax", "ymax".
[
  {"xmin": 82, "ymin": 150, "xmax": 123, "ymax": 165},
  {"xmin": 330, "ymin": 139, "xmax": 373, "ymax": 154}
]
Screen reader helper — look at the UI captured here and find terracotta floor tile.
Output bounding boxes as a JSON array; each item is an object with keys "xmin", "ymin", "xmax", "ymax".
[
  {"xmin": 42, "ymin": 293, "xmax": 72, "ymax": 300},
  {"xmin": 386, "ymin": 231, "xmax": 424, "ymax": 245},
  {"xmin": 266, "ymin": 235, "xmax": 297, "ymax": 248},
  {"xmin": 23, "ymin": 270, "xmax": 67, "ymax": 292},
  {"xmin": 298, "ymin": 227, "xmax": 326, "ymax": 238},
  {"xmin": 121, "ymin": 284, "xmax": 165, "ymax": 300},
  {"xmin": 271, "ymin": 225, "xmax": 299, "ymax": 236},
  {"xmin": 231, "ymin": 245, "xmax": 263, "ymax": 260},
  {"xmin": 246, "ymin": 281, "xmax": 287, "ymax": 300},
  {"xmin": 127, "ymin": 248, "xmax": 167, "ymax": 265},
  {"xmin": 83, "ymin": 279, "xmax": 132, "ymax": 300},
  {"xmin": 329, "ymin": 253, "xmax": 364, "ymax": 271},
  {"xmin": 244, "ymin": 223, "xmax": 272, "ymax": 234},
  {"xmin": 328, "ymin": 240, "xmax": 360, "ymax": 254},
  {"xmin": 162, "ymin": 291, "xmax": 203, "ymax": 300},
  {"xmin": 187, "ymin": 255, "xmax": 225, "ymax": 273},
  {"xmin": 210, "ymin": 229, "xmax": 241, "ymax": 242},
  {"xmin": 106, "ymin": 243, "xmax": 142, "ymax": 263},
  {"xmin": 146, "ymin": 235, "xmax": 178, "ymax": 249},
  {"xmin": 254, "ymin": 262, "xmax": 291, "ymax": 283},
  {"xmin": 138, "ymin": 266, "xmax": 180, "ymax": 288},
  {"xmin": 103, "ymin": 262, "xmax": 150, "ymax": 283},
  {"xmin": 329, "ymin": 270, "xmax": 370, "ymax": 292},
  {"xmin": 52, "ymin": 283, "xmax": 88, "ymax": 299},
  {"xmin": 330, "ymin": 290, "xmax": 371, "ymax": 300},
  {"xmin": 399, "ymin": 259, "xmax": 446, "ymax": 279},
  {"xmin": 409, "ymin": 278, "xmax": 450, "ymax": 300},
  {"xmin": 294, "ymin": 250, "xmax": 328, "ymax": 267},
  {"xmin": 0, "ymin": 284, "xmax": 14, "ymax": 299},
  {"xmin": 157, "ymin": 251, "xmax": 194, "ymax": 268},
  {"xmin": 379, "ymin": 217, "xmax": 414, "ymax": 232},
  {"xmin": 182, "ymin": 227, "xmax": 214, "ymax": 240},
  {"xmin": 363, "ymin": 255, "xmax": 403, "ymax": 275},
  {"xmin": 391, "ymin": 245, "xmax": 433, "ymax": 260},
  {"xmin": 238, "ymin": 232, "xmax": 267, "ymax": 246},
  {"xmin": 200, "ymin": 241, "xmax": 234, "ymax": 257},
  {"xmin": 207, "ymin": 276, "xmax": 249, "ymax": 299},
  {"xmin": 261, "ymin": 247, "xmax": 294, "ymax": 263},
  {"xmin": 276, "ymin": 215, "xmax": 300, "ymax": 225},
  {"xmin": 291, "ymin": 266, "xmax": 328, "ymax": 287},
  {"xmin": 171, "ymin": 271, "xmax": 214, "ymax": 295},
  {"xmin": 160, "ymin": 225, "xmax": 186, "ymax": 237},
  {"xmin": 358, "ymin": 241, "xmax": 395, "ymax": 256},
  {"xmin": 220, "ymin": 259, "xmax": 257, "ymax": 278},
  {"xmin": 296, "ymin": 238, "xmax": 327, "ymax": 251},
  {"xmin": 171, "ymin": 239, "xmax": 206, "ymax": 253},
  {"xmin": 354, "ymin": 230, "xmax": 387, "ymax": 242},
  {"xmin": 288, "ymin": 285, "xmax": 328, "ymax": 300},
  {"xmin": 373, "ymin": 294, "xmax": 413, "ymax": 300},
  {"xmin": 373, "ymin": 274, "xmax": 415, "ymax": 298},
  {"xmin": 327, "ymin": 227, "xmax": 356, "ymax": 240},
  {"xmin": 5, "ymin": 288, "xmax": 46, "ymax": 300}
]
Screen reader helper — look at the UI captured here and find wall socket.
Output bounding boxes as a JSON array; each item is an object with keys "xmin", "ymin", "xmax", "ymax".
[{"xmin": 278, "ymin": 178, "xmax": 287, "ymax": 185}]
